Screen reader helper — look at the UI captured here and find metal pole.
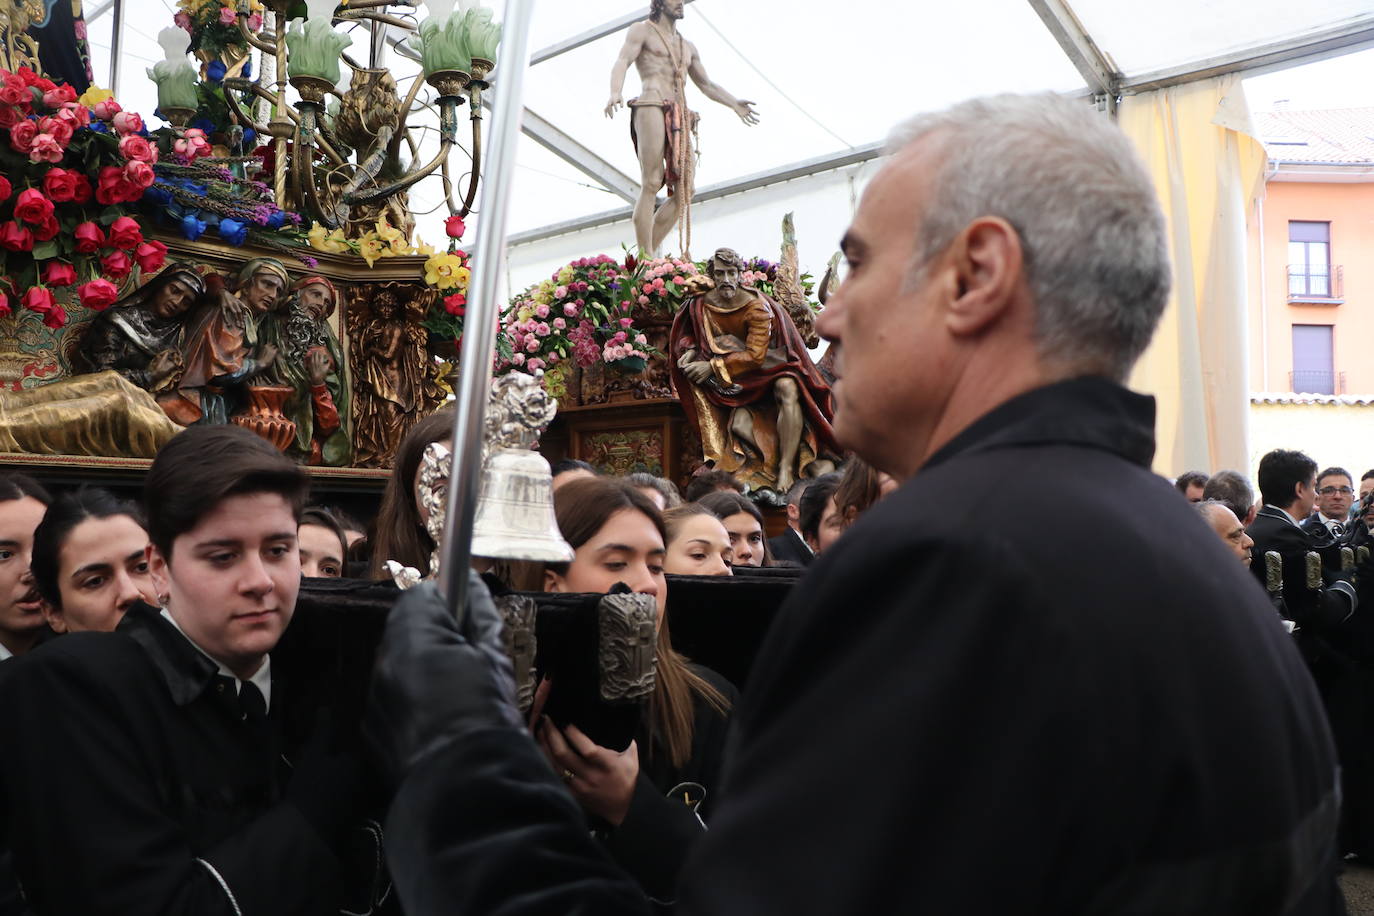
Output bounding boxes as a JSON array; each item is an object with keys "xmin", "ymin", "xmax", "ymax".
[
  {"xmin": 108, "ymin": 0, "xmax": 124, "ymax": 95},
  {"xmin": 437, "ymin": 0, "xmax": 537, "ymax": 619}
]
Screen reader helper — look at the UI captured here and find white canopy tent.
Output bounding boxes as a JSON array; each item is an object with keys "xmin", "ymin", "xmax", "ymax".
[{"xmin": 80, "ymin": 0, "xmax": 1374, "ymax": 474}]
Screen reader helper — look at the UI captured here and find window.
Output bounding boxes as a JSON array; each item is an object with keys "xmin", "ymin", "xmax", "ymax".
[
  {"xmin": 1289, "ymin": 221, "xmax": 1331, "ymax": 298},
  {"xmin": 1291, "ymin": 324, "xmax": 1334, "ymax": 394}
]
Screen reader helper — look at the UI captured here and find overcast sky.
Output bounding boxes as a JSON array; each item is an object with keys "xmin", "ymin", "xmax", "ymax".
[{"xmin": 85, "ymin": 1, "xmax": 1374, "ymax": 250}]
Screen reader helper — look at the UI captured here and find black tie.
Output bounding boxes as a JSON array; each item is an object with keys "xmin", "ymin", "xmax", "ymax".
[{"xmin": 238, "ymin": 680, "xmax": 267, "ymax": 724}]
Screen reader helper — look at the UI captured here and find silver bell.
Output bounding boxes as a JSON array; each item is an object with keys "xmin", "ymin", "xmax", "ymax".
[
  {"xmin": 471, "ymin": 446, "xmax": 574, "ymax": 562},
  {"xmin": 471, "ymin": 373, "xmax": 574, "ymax": 563}
]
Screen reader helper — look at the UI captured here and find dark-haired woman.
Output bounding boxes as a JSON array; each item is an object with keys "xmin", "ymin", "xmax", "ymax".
[
  {"xmin": 695, "ymin": 489, "xmax": 771, "ymax": 566},
  {"xmin": 369, "ymin": 408, "xmax": 454, "ymax": 579},
  {"xmin": 662, "ymin": 504, "xmax": 733, "ymax": 576},
  {"xmin": 298, "ymin": 507, "xmax": 348, "ymax": 579},
  {"xmin": 538, "ymin": 476, "xmax": 736, "ymax": 904},
  {"xmin": 31, "ymin": 488, "xmax": 158, "ymax": 635}
]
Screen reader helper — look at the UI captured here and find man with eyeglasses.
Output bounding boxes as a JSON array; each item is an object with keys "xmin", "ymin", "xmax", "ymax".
[{"xmin": 1302, "ymin": 466, "xmax": 1355, "ymax": 539}]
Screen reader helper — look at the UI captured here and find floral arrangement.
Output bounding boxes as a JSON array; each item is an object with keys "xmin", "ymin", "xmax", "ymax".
[
  {"xmin": 0, "ymin": 72, "xmax": 163, "ymax": 326},
  {"xmin": 144, "ymin": 153, "xmax": 310, "ymax": 254},
  {"xmin": 174, "ymin": 0, "xmax": 265, "ymax": 59},
  {"xmin": 417, "ymin": 215, "xmax": 470, "ymax": 345}
]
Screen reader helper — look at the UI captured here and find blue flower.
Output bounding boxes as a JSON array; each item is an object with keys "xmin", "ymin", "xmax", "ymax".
[
  {"xmin": 242, "ymin": 127, "xmax": 256, "ymax": 147},
  {"xmin": 218, "ymin": 218, "xmax": 249, "ymax": 246},
  {"xmin": 191, "ymin": 117, "xmax": 215, "ymax": 133},
  {"xmin": 180, "ymin": 213, "xmax": 207, "ymax": 241},
  {"xmin": 88, "ymin": 120, "xmax": 109, "ymax": 134},
  {"xmin": 266, "ymin": 210, "xmax": 286, "ymax": 229},
  {"xmin": 242, "ymin": 59, "xmax": 252, "ymax": 79},
  {"xmin": 143, "ymin": 186, "xmax": 173, "ymax": 207},
  {"xmin": 206, "ymin": 60, "xmax": 227, "ymax": 83}
]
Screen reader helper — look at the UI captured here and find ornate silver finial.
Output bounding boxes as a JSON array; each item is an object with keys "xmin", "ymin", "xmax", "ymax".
[
  {"xmin": 385, "ymin": 439, "xmax": 453, "ymax": 589},
  {"xmin": 485, "ymin": 372, "xmax": 558, "ymax": 452}
]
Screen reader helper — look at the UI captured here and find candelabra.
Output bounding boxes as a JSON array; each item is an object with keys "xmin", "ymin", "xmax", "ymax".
[{"xmin": 162, "ymin": 0, "xmax": 502, "ymax": 232}]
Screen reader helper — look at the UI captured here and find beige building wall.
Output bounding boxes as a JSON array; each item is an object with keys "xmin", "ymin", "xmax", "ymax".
[{"xmin": 1249, "ymin": 400, "xmax": 1374, "ymax": 483}]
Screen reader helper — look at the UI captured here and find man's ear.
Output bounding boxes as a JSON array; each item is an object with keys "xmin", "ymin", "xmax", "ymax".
[
  {"xmin": 543, "ymin": 569, "xmax": 562, "ymax": 593},
  {"xmin": 147, "ymin": 543, "xmax": 171, "ymax": 604},
  {"xmin": 945, "ymin": 216, "xmax": 1023, "ymax": 337},
  {"xmin": 786, "ymin": 503, "xmax": 799, "ymax": 523}
]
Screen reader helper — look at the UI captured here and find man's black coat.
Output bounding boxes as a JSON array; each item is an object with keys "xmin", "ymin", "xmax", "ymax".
[
  {"xmin": 766, "ymin": 526, "xmax": 812, "ymax": 567},
  {"xmin": 0, "ymin": 604, "xmax": 349, "ymax": 915},
  {"xmin": 381, "ymin": 377, "xmax": 1345, "ymax": 915}
]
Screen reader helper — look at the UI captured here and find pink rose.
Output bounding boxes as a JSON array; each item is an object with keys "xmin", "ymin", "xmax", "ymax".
[
  {"xmin": 553, "ymin": 318, "xmax": 566, "ymax": 330},
  {"xmin": 563, "ymin": 303, "xmax": 578, "ymax": 317},
  {"xmin": 111, "ymin": 110, "xmax": 143, "ymax": 135},
  {"xmin": 642, "ymin": 283, "xmax": 654, "ymax": 294},
  {"xmin": 511, "ymin": 353, "xmax": 525, "ymax": 365},
  {"xmin": 42, "ymin": 84, "xmax": 76, "ymax": 107},
  {"xmin": 0, "ymin": 292, "xmax": 9, "ymax": 318},
  {"xmin": 0, "ymin": 174, "xmax": 9, "ymax": 201},
  {"xmin": 93, "ymin": 98, "xmax": 121, "ymax": 121},
  {"xmin": 618, "ymin": 317, "xmax": 633, "ymax": 328},
  {"xmin": 534, "ymin": 303, "xmax": 549, "ymax": 319},
  {"xmin": 78, "ymin": 278, "xmax": 120, "ymax": 311},
  {"xmin": 524, "ymin": 338, "xmax": 539, "ymax": 353},
  {"xmin": 37, "ymin": 116, "xmax": 73, "ymax": 146},
  {"xmin": 527, "ymin": 358, "xmax": 544, "ymax": 371},
  {"xmin": 554, "ymin": 285, "xmax": 567, "ymax": 299},
  {"xmin": 247, "ymin": 12, "xmax": 263, "ymax": 30},
  {"xmin": 27, "ymin": 134, "xmax": 64, "ymax": 163},
  {"xmin": 444, "ymin": 214, "xmax": 466, "ymax": 239},
  {"xmin": 42, "ymin": 261, "xmax": 77, "ymax": 287},
  {"xmin": 56, "ymin": 102, "xmax": 90, "ymax": 128},
  {"xmin": 637, "ymin": 295, "xmax": 650, "ymax": 306},
  {"xmin": 118, "ymin": 134, "xmax": 157, "ymax": 163},
  {"xmin": 653, "ymin": 277, "xmax": 665, "ymax": 289},
  {"xmin": 218, "ymin": 6, "xmax": 236, "ymax": 25},
  {"xmin": 8, "ymin": 119, "xmax": 37, "ymax": 153},
  {"xmin": 122, "ymin": 159, "xmax": 155, "ymax": 191},
  {"xmin": 173, "ymin": 128, "xmax": 211, "ymax": 159}
]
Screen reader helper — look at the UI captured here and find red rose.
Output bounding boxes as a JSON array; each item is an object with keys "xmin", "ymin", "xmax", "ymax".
[
  {"xmin": 42, "ymin": 85, "xmax": 76, "ymax": 107},
  {"xmin": 94, "ymin": 165, "xmax": 124, "ymax": 205},
  {"xmin": 56, "ymin": 102, "xmax": 89, "ymax": 129},
  {"xmin": 0, "ymin": 107, "xmax": 19, "ymax": 129},
  {"xmin": 32, "ymin": 214, "xmax": 59, "ymax": 242},
  {"xmin": 73, "ymin": 221, "xmax": 105, "ymax": 253},
  {"xmin": 0, "ymin": 84, "xmax": 28, "ymax": 108},
  {"xmin": 13, "ymin": 187, "xmax": 52, "ymax": 224},
  {"xmin": 69, "ymin": 173, "xmax": 91, "ymax": 203},
  {"xmin": 42, "ymin": 303, "xmax": 67, "ymax": 330},
  {"xmin": 108, "ymin": 216, "xmax": 143, "ymax": 249},
  {"xmin": 42, "ymin": 167, "xmax": 81, "ymax": 202},
  {"xmin": 117, "ymin": 134, "xmax": 157, "ymax": 163},
  {"xmin": 21, "ymin": 286, "xmax": 53, "ymax": 315},
  {"xmin": 42, "ymin": 261, "xmax": 76, "ymax": 287},
  {"xmin": 445, "ymin": 215, "xmax": 466, "ymax": 239},
  {"xmin": 133, "ymin": 240, "xmax": 167, "ymax": 273},
  {"xmin": 101, "ymin": 249, "xmax": 134, "ymax": 279},
  {"xmin": 8, "ymin": 118, "xmax": 36, "ymax": 153},
  {"xmin": 0, "ymin": 221, "xmax": 34, "ymax": 252},
  {"xmin": 0, "ymin": 174, "xmax": 9, "ymax": 201},
  {"xmin": 78, "ymin": 278, "xmax": 119, "ymax": 311},
  {"xmin": 0, "ymin": 292, "xmax": 10, "ymax": 318},
  {"xmin": 122, "ymin": 159, "xmax": 155, "ymax": 191},
  {"xmin": 444, "ymin": 293, "xmax": 466, "ymax": 316}
]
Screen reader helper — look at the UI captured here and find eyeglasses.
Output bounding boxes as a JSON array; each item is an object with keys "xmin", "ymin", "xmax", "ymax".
[{"xmin": 1318, "ymin": 486, "xmax": 1354, "ymax": 496}]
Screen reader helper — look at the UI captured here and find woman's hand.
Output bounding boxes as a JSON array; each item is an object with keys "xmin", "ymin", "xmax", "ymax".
[{"xmin": 537, "ymin": 718, "xmax": 639, "ymax": 826}]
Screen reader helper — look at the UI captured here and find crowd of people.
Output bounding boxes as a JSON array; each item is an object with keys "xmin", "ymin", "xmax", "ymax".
[{"xmin": 0, "ymin": 89, "xmax": 1363, "ymax": 914}]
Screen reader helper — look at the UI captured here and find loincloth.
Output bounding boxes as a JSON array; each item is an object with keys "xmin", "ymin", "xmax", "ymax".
[{"xmin": 629, "ymin": 97, "xmax": 695, "ymax": 197}]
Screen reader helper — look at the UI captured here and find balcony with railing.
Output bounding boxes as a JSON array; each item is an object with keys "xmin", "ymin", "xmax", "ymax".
[
  {"xmin": 1290, "ymin": 370, "xmax": 1346, "ymax": 395},
  {"xmin": 1288, "ymin": 264, "xmax": 1344, "ymax": 303}
]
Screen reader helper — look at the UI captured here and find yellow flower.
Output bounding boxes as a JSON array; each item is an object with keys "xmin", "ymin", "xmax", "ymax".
[
  {"xmin": 78, "ymin": 86, "xmax": 113, "ymax": 108},
  {"xmin": 359, "ymin": 236, "xmax": 386, "ymax": 267},
  {"xmin": 516, "ymin": 305, "xmax": 534, "ymax": 322},
  {"xmin": 307, "ymin": 222, "xmax": 349, "ymax": 254},
  {"xmin": 556, "ymin": 266, "xmax": 574, "ymax": 285},
  {"xmin": 414, "ymin": 238, "xmax": 435, "ymax": 256},
  {"xmin": 452, "ymin": 266, "xmax": 471, "ymax": 291},
  {"xmin": 424, "ymin": 253, "xmax": 465, "ymax": 289}
]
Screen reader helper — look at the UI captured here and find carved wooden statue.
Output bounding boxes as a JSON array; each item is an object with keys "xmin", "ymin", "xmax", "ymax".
[
  {"xmin": 668, "ymin": 247, "xmax": 839, "ymax": 496},
  {"xmin": 348, "ymin": 282, "xmax": 437, "ymax": 467}
]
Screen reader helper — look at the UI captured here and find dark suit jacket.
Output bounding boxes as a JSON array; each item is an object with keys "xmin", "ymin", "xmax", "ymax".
[
  {"xmin": 766, "ymin": 527, "xmax": 812, "ymax": 567},
  {"xmin": 1248, "ymin": 506, "xmax": 1357, "ymax": 635},
  {"xmin": 0, "ymin": 604, "xmax": 346, "ymax": 915},
  {"xmin": 380, "ymin": 378, "xmax": 1344, "ymax": 915}
]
